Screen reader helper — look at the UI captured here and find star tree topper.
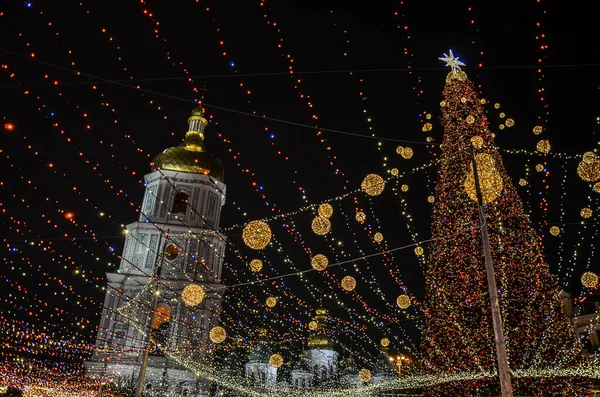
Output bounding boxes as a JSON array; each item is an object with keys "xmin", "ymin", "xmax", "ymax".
[{"xmin": 439, "ymin": 49, "xmax": 466, "ymax": 73}]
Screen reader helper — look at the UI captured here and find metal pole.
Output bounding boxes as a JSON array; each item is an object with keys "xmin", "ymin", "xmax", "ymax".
[
  {"xmin": 135, "ymin": 231, "xmax": 169, "ymax": 397},
  {"xmin": 470, "ymin": 147, "xmax": 514, "ymax": 397}
]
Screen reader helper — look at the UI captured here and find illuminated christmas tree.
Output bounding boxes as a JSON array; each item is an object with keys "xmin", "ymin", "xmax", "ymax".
[{"xmin": 421, "ymin": 53, "xmax": 590, "ymax": 396}]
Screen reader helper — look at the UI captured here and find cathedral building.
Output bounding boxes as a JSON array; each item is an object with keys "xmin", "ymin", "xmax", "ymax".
[{"xmin": 85, "ymin": 106, "xmax": 227, "ymax": 397}]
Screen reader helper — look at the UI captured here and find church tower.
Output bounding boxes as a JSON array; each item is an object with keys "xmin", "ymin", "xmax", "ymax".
[
  {"xmin": 306, "ymin": 306, "xmax": 339, "ymax": 385},
  {"xmin": 85, "ymin": 106, "xmax": 227, "ymax": 397}
]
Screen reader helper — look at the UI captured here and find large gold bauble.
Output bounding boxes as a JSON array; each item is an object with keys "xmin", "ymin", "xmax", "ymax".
[
  {"xmin": 209, "ymin": 326, "xmax": 227, "ymax": 344},
  {"xmin": 577, "ymin": 159, "xmax": 600, "ymax": 182},
  {"xmin": 249, "ymin": 259, "xmax": 263, "ymax": 273},
  {"xmin": 581, "ymin": 208, "xmax": 593, "ymax": 219},
  {"xmin": 318, "ymin": 203, "xmax": 333, "ymax": 218},
  {"xmin": 401, "ymin": 184, "xmax": 409, "ymax": 192},
  {"xmin": 427, "ymin": 195, "xmax": 435, "ymax": 203},
  {"xmin": 396, "ymin": 294, "xmax": 411, "ymax": 309},
  {"xmin": 373, "ymin": 232, "xmax": 384, "ymax": 243},
  {"xmin": 311, "ymin": 254, "xmax": 329, "ymax": 271},
  {"xmin": 422, "ymin": 123, "xmax": 433, "ymax": 132},
  {"xmin": 471, "ymin": 136, "xmax": 484, "ymax": 148},
  {"xmin": 358, "ymin": 368, "xmax": 372, "ymax": 383},
  {"xmin": 390, "ymin": 168, "xmax": 399, "ymax": 176},
  {"xmin": 536, "ymin": 164, "xmax": 544, "ymax": 172},
  {"xmin": 269, "ymin": 354, "xmax": 284, "ymax": 368},
  {"xmin": 466, "ymin": 115, "xmax": 475, "ymax": 124},
  {"xmin": 505, "ymin": 118, "xmax": 515, "ymax": 127},
  {"xmin": 414, "ymin": 246, "xmax": 424, "ymax": 256},
  {"xmin": 341, "ymin": 275, "xmax": 357, "ymax": 291},
  {"xmin": 356, "ymin": 211, "xmax": 367, "ymax": 223},
  {"xmin": 581, "ymin": 272, "xmax": 599, "ymax": 289},
  {"xmin": 583, "ymin": 152, "xmax": 597, "ymax": 164},
  {"xmin": 165, "ymin": 244, "xmax": 180, "ymax": 260},
  {"xmin": 242, "ymin": 220, "xmax": 272, "ymax": 250},
  {"xmin": 594, "ymin": 182, "xmax": 600, "ymax": 193},
  {"xmin": 181, "ymin": 284, "xmax": 205, "ymax": 307},
  {"xmin": 266, "ymin": 296, "xmax": 277, "ymax": 308},
  {"xmin": 308, "ymin": 320, "xmax": 318, "ymax": 330},
  {"xmin": 312, "ymin": 216, "xmax": 332, "ymax": 235},
  {"xmin": 536, "ymin": 139, "xmax": 551, "ymax": 154},
  {"xmin": 549, "ymin": 226, "xmax": 560, "ymax": 236},
  {"xmin": 361, "ymin": 174, "xmax": 385, "ymax": 196},
  {"xmin": 519, "ymin": 178, "xmax": 527, "ymax": 186},
  {"xmin": 402, "ymin": 147, "xmax": 414, "ymax": 159},
  {"xmin": 380, "ymin": 337, "xmax": 390, "ymax": 347},
  {"xmin": 533, "ymin": 126, "xmax": 543, "ymax": 135}
]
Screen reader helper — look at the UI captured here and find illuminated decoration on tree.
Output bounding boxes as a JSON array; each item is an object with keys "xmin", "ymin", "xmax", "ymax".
[
  {"xmin": 536, "ymin": 164, "xmax": 544, "ymax": 172},
  {"xmin": 268, "ymin": 353, "xmax": 284, "ymax": 368},
  {"xmin": 181, "ymin": 284, "xmax": 205, "ymax": 307},
  {"xmin": 470, "ymin": 136, "xmax": 483, "ymax": 148},
  {"xmin": 581, "ymin": 208, "xmax": 593, "ymax": 219},
  {"xmin": 311, "ymin": 215, "xmax": 332, "ymax": 235},
  {"xmin": 401, "ymin": 147, "xmax": 414, "ymax": 159},
  {"xmin": 519, "ymin": 178, "xmax": 527, "ymax": 186},
  {"xmin": 499, "ymin": 124, "xmax": 506, "ymax": 130},
  {"xmin": 533, "ymin": 125, "xmax": 543, "ymax": 135},
  {"xmin": 355, "ymin": 211, "xmax": 367, "ymax": 223},
  {"xmin": 396, "ymin": 294, "xmax": 411, "ymax": 309},
  {"xmin": 463, "ymin": 153, "xmax": 503, "ymax": 204},
  {"xmin": 308, "ymin": 320, "xmax": 318, "ymax": 330},
  {"xmin": 341, "ymin": 275, "xmax": 357, "ymax": 291},
  {"xmin": 494, "ymin": 103, "xmax": 501, "ymax": 109},
  {"xmin": 266, "ymin": 296, "xmax": 277, "ymax": 308},
  {"xmin": 499, "ymin": 112, "xmax": 506, "ymax": 119},
  {"xmin": 373, "ymin": 232, "xmax": 384, "ymax": 243},
  {"xmin": 505, "ymin": 118, "xmax": 515, "ymax": 127},
  {"xmin": 249, "ymin": 259, "xmax": 263, "ymax": 273},
  {"xmin": 209, "ymin": 326, "xmax": 227, "ymax": 344},
  {"xmin": 581, "ymin": 272, "xmax": 599, "ymax": 289},
  {"xmin": 577, "ymin": 152, "xmax": 600, "ymax": 182},
  {"xmin": 537, "ymin": 139, "xmax": 551, "ymax": 154},
  {"xmin": 422, "ymin": 62, "xmax": 588, "ymax": 395},
  {"xmin": 242, "ymin": 220, "xmax": 272, "ymax": 250},
  {"xmin": 361, "ymin": 174, "xmax": 385, "ymax": 196},
  {"xmin": 480, "ymin": 99, "xmax": 487, "ymax": 104},
  {"xmin": 380, "ymin": 337, "xmax": 390, "ymax": 347},
  {"xmin": 466, "ymin": 115, "xmax": 475, "ymax": 124},
  {"xmin": 358, "ymin": 368, "xmax": 372, "ymax": 383},
  {"xmin": 311, "ymin": 254, "xmax": 329, "ymax": 271},
  {"xmin": 401, "ymin": 184, "xmax": 409, "ymax": 192},
  {"xmin": 549, "ymin": 226, "xmax": 561, "ymax": 236},
  {"xmin": 440, "ymin": 100, "xmax": 446, "ymax": 107},
  {"xmin": 414, "ymin": 246, "xmax": 424, "ymax": 256},
  {"xmin": 317, "ymin": 203, "xmax": 333, "ymax": 218},
  {"xmin": 427, "ymin": 195, "xmax": 435, "ymax": 203}
]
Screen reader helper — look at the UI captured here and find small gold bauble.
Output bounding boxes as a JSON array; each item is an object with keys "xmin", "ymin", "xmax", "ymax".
[
  {"xmin": 460, "ymin": 97, "xmax": 467, "ymax": 103},
  {"xmin": 380, "ymin": 337, "xmax": 390, "ymax": 347},
  {"xmin": 308, "ymin": 320, "xmax": 318, "ymax": 330},
  {"xmin": 396, "ymin": 146, "xmax": 404, "ymax": 155},
  {"xmin": 356, "ymin": 211, "xmax": 367, "ymax": 223},
  {"xmin": 494, "ymin": 103, "xmax": 500, "ymax": 109},
  {"xmin": 422, "ymin": 122, "xmax": 433, "ymax": 132},
  {"xmin": 519, "ymin": 179, "xmax": 527, "ymax": 186},
  {"xmin": 182, "ymin": 284, "xmax": 205, "ymax": 307},
  {"xmin": 401, "ymin": 184, "xmax": 409, "ymax": 192},
  {"xmin": 533, "ymin": 125, "xmax": 543, "ymax": 135},
  {"xmin": 505, "ymin": 118, "xmax": 515, "ymax": 127},
  {"xmin": 581, "ymin": 272, "xmax": 599, "ymax": 289},
  {"xmin": 165, "ymin": 244, "xmax": 180, "ymax": 261},
  {"xmin": 358, "ymin": 368, "xmax": 372, "ymax": 383},
  {"xmin": 414, "ymin": 246, "xmax": 424, "ymax": 256},
  {"xmin": 426, "ymin": 136, "xmax": 433, "ymax": 142},
  {"xmin": 266, "ymin": 296, "xmax": 277, "ymax": 308},
  {"xmin": 491, "ymin": 133, "xmax": 496, "ymax": 138},
  {"xmin": 361, "ymin": 174, "xmax": 385, "ymax": 196},
  {"xmin": 311, "ymin": 254, "xmax": 329, "ymax": 271},
  {"xmin": 243, "ymin": 220, "xmax": 272, "ymax": 250},
  {"xmin": 318, "ymin": 203, "xmax": 333, "ymax": 218},
  {"xmin": 499, "ymin": 112, "xmax": 506, "ymax": 119},
  {"xmin": 471, "ymin": 136, "xmax": 484, "ymax": 148},
  {"xmin": 593, "ymin": 182, "xmax": 600, "ymax": 193},
  {"xmin": 390, "ymin": 168, "xmax": 399, "ymax": 176},
  {"xmin": 549, "ymin": 226, "xmax": 561, "ymax": 236},
  {"xmin": 269, "ymin": 354, "xmax": 284, "ymax": 368},
  {"xmin": 401, "ymin": 147, "xmax": 414, "ymax": 159},
  {"xmin": 249, "ymin": 259, "xmax": 263, "ymax": 273},
  {"xmin": 440, "ymin": 101, "xmax": 446, "ymax": 107},
  {"xmin": 374, "ymin": 232, "xmax": 384, "ymax": 243},
  {"xmin": 581, "ymin": 208, "xmax": 593, "ymax": 219},
  {"xmin": 466, "ymin": 115, "xmax": 475, "ymax": 124},
  {"xmin": 341, "ymin": 275, "xmax": 357, "ymax": 291},
  {"xmin": 535, "ymin": 164, "xmax": 544, "ymax": 172},
  {"xmin": 312, "ymin": 216, "xmax": 332, "ymax": 235},
  {"xmin": 480, "ymin": 99, "xmax": 487, "ymax": 104},
  {"xmin": 426, "ymin": 113, "xmax": 432, "ymax": 120},
  {"xmin": 536, "ymin": 139, "xmax": 551, "ymax": 154},
  {"xmin": 427, "ymin": 195, "xmax": 435, "ymax": 203},
  {"xmin": 499, "ymin": 124, "xmax": 505, "ymax": 130},
  {"xmin": 209, "ymin": 326, "xmax": 227, "ymax": 344},
  {"xmin": 396, "ymin": 294, "xmax": 411, "ymax": 309}
]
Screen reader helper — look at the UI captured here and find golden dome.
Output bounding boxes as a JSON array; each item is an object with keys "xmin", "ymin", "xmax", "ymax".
[
  {"xmin": 152, "ymin": 106, "xmax": 224, "ymax": 182},
  {"xmin": 307, "ymin": 306, "xmax": 335, "ymax": 349}
]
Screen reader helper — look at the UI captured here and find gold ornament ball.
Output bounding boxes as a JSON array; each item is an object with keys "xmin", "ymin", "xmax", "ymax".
[
  {"xmin": 308, "ymin": 320, "xmax": 318, "ymax": 330},
  {"xmin": 266, "ymin": 296, "xmax": 277, "ymax": 308},
  {"xmin": 358, "ymin": 368, "xmax": 372, "ymax": 383},
  {"xmin": 165, "ymin": 244, "xmax": 180, "ymax": 260},
  {"xmin": 494, "ymin": 103, "xmax": 500, "ymax": 109},
  {"xmin": 426, "ymin": 136, "xmax": 433, "ymax": 142},
  {"xmin": 535, "ymin": 164, "xmax": 544, "ymax": 172},
  {"xmin": 391, "ymin": 168, "xmax": 399, "ymax": 176},
  {"xmin": 426, "ymin": 113, "xmax": 432, "ymax": 120},
  {"xmin": 380, "ymin": 337, "xmax": 390, "ymax": 347},
  {"xmin": 374, "ymin": 232, "xmax": 384, "ymax": 243},
  {"xmin": 249, "ymin": 259, "xmax": 263, "ymax": 273},
  {"xmin": 460, "ymin": 97, "xmax": 467, "ymax": 103},
  {"xmin": 396, "ymin": 146, "xmax": 404, "ymax": 155},
  {"xmin": 312, "ymin": 216, "xmax": 332, "ymax": 235},
  {"xmin": 471, "ymin": 136, "xmax": 484, "ymax": 148},
  {"xmin": 499, "ymin": 124, "xmax": 505, "ymax": 130},
  {"xmin": 583, "ymin": 152, "xmax": 597, "ymax": 164},
  {"xmin": 414, "ymin": 246, "xmax": 424, "ymax": 256},
  {"xmin": 402, "ymin": 147, "xmax": 414, "ymax": 159},
  {"xmin": 594, "ymin": 182, "xmax": 600, "ymax": 193},
  {"xmin": 361, "ymin": 174, "xmax": 385, "ymax": 196},
  {"xmin": 577, "ymin": 159, "xmax": 600, "ymax": 182},
  {"xmin": 440, "ymin": 100, "xmax": 446, "ymax": 107},
  {"xmin": 401, "ymin": 184, "xmax": 409, "ymax": 192},
  {"xmin": 519, "ymin": 178, "xmax": 527, "ymax": 186},
  {"xmin": 341, "ymin": 275, "xmax": 357, "ymax": 291},
  {"xmin": 505, "ymin": 118, "xmax": 515, "ymax": 127},
  {"xmin": 533, "ymin": 125, "xmax": 543, "ymax": 135},
  {"xmin": 269, "ymin": 354, "xmax": 284, "ymax": 368},
  {"xmin": 356, "ymin": 211, "xmax": 367, "ymax": 223},
  {"xmin": 311, "ymin": 254, "xmax": 329, "ymax": 271},
  {"xmin": 480, "ymin": 98, "xmax": 487, "ymax": 104},
  {"xmin": 427, "ymin": 195, "xmax": 435, "ymax": 203},
  {"xmin": 318, "ymin": 203, "xmax": 333, "ymax": 219},
  {"xmin": 499, "ymin": 112, "xmax": 506, "ymax": 119},
  {"xmin": 581, "ymin": 272, "xmax": 599, "ymax": 289},
  {"xmin": 242, "ymin": 220, "xmax": 272, "ymax": 250},
  {"xmin": 396, "ymin": 294, "xmax": 411, "ymax": 309},
  {"xmin": 422, "ymin": 123, "xmax": 433, "ymax": 132},
  {"xmin": 549, "ymin": 226, "xmax": 561, "ymax": 236},
  {"xmin": 181, "ymin": 284, "xmax": 205, "ymax": 307},
  {"xmin": 536, "ymin": 139, "xmax": 551, "ymax": 154},
  {"xmin": 209, "ymin": 326, "xmax": 227, "ymax": 344},
  {"xmin": 581, "ymin": 208, "xmax": 593, "ymax": 219}
]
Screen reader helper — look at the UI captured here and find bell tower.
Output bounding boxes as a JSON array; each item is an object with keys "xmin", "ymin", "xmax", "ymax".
[{"xmin": 85, "ymin": 105, "xmax": 227, "ymax": 397}]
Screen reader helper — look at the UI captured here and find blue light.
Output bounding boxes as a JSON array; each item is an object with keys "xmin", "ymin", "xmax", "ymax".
[
  {"xmin": 270, "ymin": 134, "xmax": 275, "ymax": 139},
  {"xmin": 50, "ymin": 112, "xmax": 55, "ymax": 116},
  {"xmin": 259, "ymin": 186, "xmax": 263, "ymax": 190},
  {"xmin": 230, "ymin": 62, "xmax": 235, "ymax": 67},
  {"xmin": 25, "ymin": 2, "xmax": 32, "ymax": 7}
]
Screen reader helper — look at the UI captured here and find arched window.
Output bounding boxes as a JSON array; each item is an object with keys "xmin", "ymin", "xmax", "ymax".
[{"xmin": 172, "ymin": 192, "xmax": 188, "ymax": 215}]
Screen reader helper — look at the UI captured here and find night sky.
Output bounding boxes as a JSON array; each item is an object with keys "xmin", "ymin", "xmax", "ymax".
[{"xmin": 1, "ymin": 0, "xmax": 600, "ymax": 372}]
